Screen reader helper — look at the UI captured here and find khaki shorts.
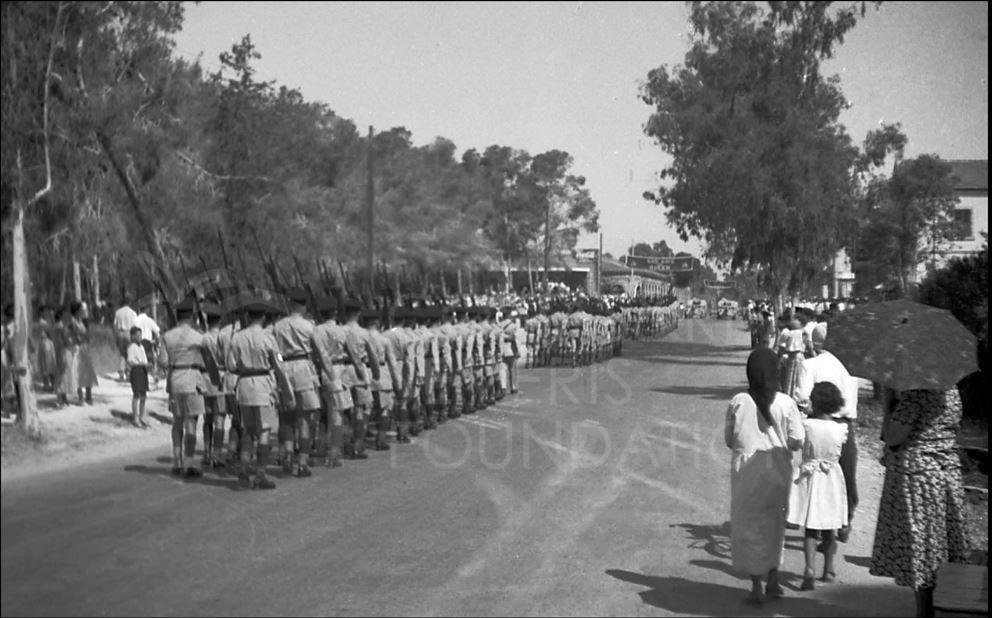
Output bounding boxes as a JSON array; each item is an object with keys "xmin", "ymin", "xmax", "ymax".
[
  {"xmin": 241, "ymin": 405, "xmax": 278, "ymax": 434},
  {"xmin": 294, "ymin": 388, "xmax": 322, "ymax": 412},
  {"xmin": 351, "ymin": 384, "xmax": 373, "ymax": 407},
  {"xmin": 204, "ymin": 395, "xmax": 227, "ymax": 416},
  {"xmin": 323, "ymin": 385, "xmax": 354, "ymax": 412},
  {"xmin": 171, "ymin": 393, "xmax": 204, "ymax": 419},
  {"xmin": 373, "ymin": 390, "xmax": 394, "ymax": 414}
]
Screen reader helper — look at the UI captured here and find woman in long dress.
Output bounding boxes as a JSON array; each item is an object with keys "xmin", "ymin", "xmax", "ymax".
[
  {"xmin": 56, "ymin": 302, "xmax": 98, "ymax": 405},
  {"xmin": 869, "ymin": 388, "xmax": 968, "ymax": 618},
  {"xmin": 725, "ymin": 348, "xmax": 805, "ymax": 605},
  {"xmin": 34, "ymin": 305, "xmax": 59, "ymax": 392}
]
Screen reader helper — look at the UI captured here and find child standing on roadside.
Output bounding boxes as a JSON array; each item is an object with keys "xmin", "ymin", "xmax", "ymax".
[
  {"xmin": 126, "ymin": 326, "xmax": 150, "ymax": 428},
  {"xmin": 787, "ymin": 381, "xmax": 849, "ymax": 591}
]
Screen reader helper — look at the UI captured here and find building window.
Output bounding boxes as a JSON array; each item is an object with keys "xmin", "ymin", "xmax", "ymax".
[{"xmin": 952, "ymin": 209, "xmax": 973, "ymax": 241}]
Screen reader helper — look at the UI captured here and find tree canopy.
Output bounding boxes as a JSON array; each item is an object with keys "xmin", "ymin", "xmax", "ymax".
[
  {"xmin": 1, "ymin": 1, "xmax": 600, "ymax": 307},
  {"xmin": 641, "ymin": 1, "xmax": 877, "ymax": 303}
]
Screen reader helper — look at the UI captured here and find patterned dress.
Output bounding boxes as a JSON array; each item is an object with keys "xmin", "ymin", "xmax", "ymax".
[{"xmin": 869, "ymin": 389, "xmax": 968, "ymax": 589}]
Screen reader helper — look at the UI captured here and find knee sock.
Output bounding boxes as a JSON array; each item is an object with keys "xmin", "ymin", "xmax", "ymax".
[
  {"xmin": 183, "ymin": 433, "xmax": 197, "ymax": 464},
  {"xmin": 255, "ymin": 444, "xmax": 271, "ymax": 476}
]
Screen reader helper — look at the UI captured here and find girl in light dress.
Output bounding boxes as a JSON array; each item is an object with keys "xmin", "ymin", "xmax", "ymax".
[{"xmin": 787, "ymin": 381, "xmax": 849, "ymax": 591}]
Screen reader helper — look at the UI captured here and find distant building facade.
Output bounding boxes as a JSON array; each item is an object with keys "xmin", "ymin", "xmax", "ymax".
[{"xmin": 917, "ymin": 159, "xmax": 988, "ymax": 280}]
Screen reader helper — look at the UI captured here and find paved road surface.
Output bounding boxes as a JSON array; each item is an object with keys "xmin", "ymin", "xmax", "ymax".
[{"xmin": 2, "ymin": 319, "xmax": 913, "ymax": 617}]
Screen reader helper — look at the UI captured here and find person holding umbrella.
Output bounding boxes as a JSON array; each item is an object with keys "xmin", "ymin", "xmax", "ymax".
[{"xmin": 823, "ymin": 299, "xmax": 976, "ymax": 618}]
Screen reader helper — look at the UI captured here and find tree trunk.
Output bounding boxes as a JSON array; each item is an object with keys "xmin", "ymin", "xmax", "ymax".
[
  {"xmin": 92, "ymin": 254, "xmax": 100, "ymax": 308},
  {"xmin": 543, "ymin": 200, "xmax": 551, "ymax": 294},
  {"xmin": 58, "ymin": 253, "xmax": 67, "ymax": 306},
  {"xmin": 13, "ymin": 206, "xmax": 40, "ymax": 436},
  {"xmin": 72, "ymin": 252, "xmax": 82, "ymax": 302},
  {"xmin": 96, "ymin": 132, "xmax": 177, "ymax": 298}
]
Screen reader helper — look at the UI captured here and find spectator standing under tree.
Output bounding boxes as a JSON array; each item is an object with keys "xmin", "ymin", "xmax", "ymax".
[
  {"xmin": 34, "ymin": 305, "xmax": 58, "ymax": 392},
  {"xmin": 133, "ymin": 306, "xmax": 160, "ymax": 388},
  {"xmin": 126, "ymin": 326, "xmax": 150, "ymax": 428},
  {"xmin": 114, "ymin": 297, "xmax": 138, "ymax": 382},
  {"xmin": 56, "ymin": 302, "xmax": 97, "ymax": 406}
]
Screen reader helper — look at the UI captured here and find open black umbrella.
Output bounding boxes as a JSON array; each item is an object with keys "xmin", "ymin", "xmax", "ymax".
[{"xmin": 824, "ymin": 299, "xmax": 978, "ymax": 391}]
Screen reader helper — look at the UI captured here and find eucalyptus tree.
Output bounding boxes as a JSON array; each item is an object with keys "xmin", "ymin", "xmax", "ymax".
[{"xmin": 641, "ymin": 1, "xmax": 878, "ymax": 307}]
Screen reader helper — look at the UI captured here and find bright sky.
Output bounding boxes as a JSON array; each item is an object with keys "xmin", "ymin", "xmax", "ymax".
[{"xmin": 172, "ymin": 1, "xmax": 989, "ymax": 261}]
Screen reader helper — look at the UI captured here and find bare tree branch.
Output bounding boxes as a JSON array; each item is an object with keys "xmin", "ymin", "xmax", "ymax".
[
  {"xmin": 27, "ymin": 2, "xmax": 66, "ymax": 208},
  {"xmin": 175, "ymin": 150, "xmax": 282, "ymax": 185}
]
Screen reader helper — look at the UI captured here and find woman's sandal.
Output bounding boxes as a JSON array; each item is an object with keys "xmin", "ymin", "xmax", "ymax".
[
  {"xmin": 821, "ymin": 571, "xmax": 836, "ymax": 583},
  {"xmin": 800, "ymin": 575, "xmax": 816, "ymax": 591},
  {"xmin": 765, "ymin": 584, "xmax": 785, "ymax": 599}
]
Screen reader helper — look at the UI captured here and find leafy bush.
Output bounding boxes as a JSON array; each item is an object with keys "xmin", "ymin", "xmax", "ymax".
[{"xmin": 918, "ymin": 239, "xmax": 989, "ymax": 420}]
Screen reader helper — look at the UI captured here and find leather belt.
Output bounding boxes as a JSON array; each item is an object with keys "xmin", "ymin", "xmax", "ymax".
[
  {"xmin": 171, "ymin": 364, "xmax": 204, "ymax": 371},
  {"xmin": 331, "ymin": 358, "xmax": 352, "ymax": 365},
  {"xmin": 236, "ymin": 368, "xmax": 269, "ymax": 377},
  {"xmin": 283, "ymin": 353, "xmax": 310, "ymax": 362}
]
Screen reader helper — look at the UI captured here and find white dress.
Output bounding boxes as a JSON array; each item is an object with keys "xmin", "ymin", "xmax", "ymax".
[
  {"xmin": 726, "ymin": 392, "xmax": 805, "ymax": 576},
  {"xmin": 787, "ymin": 418, "xmax": 849, "ymax": 530}
]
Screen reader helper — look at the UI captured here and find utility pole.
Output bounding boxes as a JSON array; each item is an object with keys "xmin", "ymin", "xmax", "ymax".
[
  {"xmin": 543, "ymin": 196, "xmax": 551, "ymax": 294},
  {"xmin": 366, "ymin": 125, "xmax": 375, "ymax": 293},
  {"xmin": 597, "ymin": 232, "xmax": 603, "ymax": 297}
]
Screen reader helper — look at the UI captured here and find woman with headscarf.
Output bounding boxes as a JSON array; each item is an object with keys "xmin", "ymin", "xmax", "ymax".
[
  {"xmin": 725, "ymin": 348, "xmax": 805, "ymax": 605},
  {"xmin": 869, "ymin": 388, "xmax": 968, "ymax": 618}
]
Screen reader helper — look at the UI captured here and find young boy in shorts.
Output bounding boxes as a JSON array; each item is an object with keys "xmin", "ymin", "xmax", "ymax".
[{"xmin": 126, "ymin": 326, "xmax": 150, "ymax": 427}]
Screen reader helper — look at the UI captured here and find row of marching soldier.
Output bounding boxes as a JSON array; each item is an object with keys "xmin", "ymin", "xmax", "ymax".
[{"xmin": 156, "ymin": 287, "xmax": 530, "ymax": 490}]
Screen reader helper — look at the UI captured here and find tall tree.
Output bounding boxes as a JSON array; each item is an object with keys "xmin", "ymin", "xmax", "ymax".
[
  {"xmin": 856, "ymin": 154, "xmax": 960, "ymax": 296},
  {"xmin": 641, "ymin": 1, "xmax": 874, "ymax": 308}
]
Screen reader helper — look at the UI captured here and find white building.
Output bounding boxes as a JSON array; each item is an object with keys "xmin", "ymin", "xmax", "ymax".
[{"xmin": 916, "ymin": 160, "xmax": 988, "ymax": 280}]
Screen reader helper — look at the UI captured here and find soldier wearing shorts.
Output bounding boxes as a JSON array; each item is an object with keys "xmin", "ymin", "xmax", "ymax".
[
  {"xmin": 363, "ymin": 309, "xmax": 398, "ymax": 450},
  {"xmin": 383, "ymin": 308, "xmax": 415, "ymax": 443},
  {"xmin": 311, "ymin": 295, "xmax": 349, "ymax": 468},
  {"xmin": 200, "ymin": 303, "xmax": 228, "ymax": 469},
  {"xmin": 420, "ymin": 309, "xmax": 441, "ymax": 429},
  {"xmin": 158, "ymin": 298, "xmax": 207, "ymax": 478},
  {"xmin": 225, "ymin": 300, "xmax": 281, "ymax": 490},
  {"xmin": 339, "ymin": 299, "xmax": 373, "ymax": 460},
  {"xmin": 439, "ymin": 307, "xmax": 462, "ymax": 419},
  {"xmin": 456, "ymin": 307, "xmax": 476, "ymax": 414},
  {"xmin": 272, "ymin": 289, "xmax": 321, "ymax": 477}
]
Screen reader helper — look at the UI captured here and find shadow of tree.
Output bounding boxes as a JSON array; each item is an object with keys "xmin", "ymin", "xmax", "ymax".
[
  {"xmin": 148, "ymin": 412, "xmax": 173, "ymax": 426},
  {"xmin": 650, "ymin": 385, "xmax": 746, "ymax": 400},
  {"xmin": 642, "ymin": 357, "xmax": 747, "ymax": 367},
  {"xmin": 845, "ymin": 555, "xmax": 873, "ymax": 569},
  {"xmin": 605, "ymin": 569, "xmax": 892, "ymax": 617},
  {"xmin": 671, "ymin": 521, "xmax": 733, "ymax": 560},
  {"xmin": 123, "ymin": 464, "xmax": 242, "ymax": 491}
]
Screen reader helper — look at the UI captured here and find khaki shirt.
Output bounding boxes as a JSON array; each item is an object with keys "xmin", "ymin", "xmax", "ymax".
[
  {"xmin": 367, "ymin": 328, "xmax": 400, "ymax": 393},
  {"xmin": 440, "ymin": 322, "xmax": 462, "ymax": 372},
  {"xmin": 273, "ymin": 313, "xmax": 319, "ymax": 392},
  {"xmin": 225, "ymin": 323, "xmax": 278, "ymax": 407},
  {"xmin": 159, "ymin": 323, "xmax": 206, "ymax": 395}
]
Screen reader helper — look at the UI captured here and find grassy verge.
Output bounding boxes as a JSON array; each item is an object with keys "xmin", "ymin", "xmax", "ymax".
[{"xmin": 855, "ymin": 397, "xmax": 989, "ymax": 565}]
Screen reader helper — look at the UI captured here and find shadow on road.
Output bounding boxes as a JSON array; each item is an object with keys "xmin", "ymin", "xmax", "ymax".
[
  {"xmin": 649, "ymin": 385, "xmax": 745, "ymax": 400},
  {"xmin": 845, "ymin": 555, "xmax": 873, "ymax": 569},
  {"xmin": 148, "ymin": 412, "xmax": 173, "ymax": 426},
  {"xmin": 605, "ymin": 569, "xmax": 870, "ymax": 616},
  {"xmin": 625, "ymin": 340, "xmax": 748, "ymax": 359},
  {"xmin": 671, "ymin": 521, "xmax": 733, "ymax": 559},
  {"xmin": 123, "ymin": 464, "xmax": 243, "ymax": 491},
  {"xmin": 641, "ymin": 357, "xmax": 746, "ymax": 368}
]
